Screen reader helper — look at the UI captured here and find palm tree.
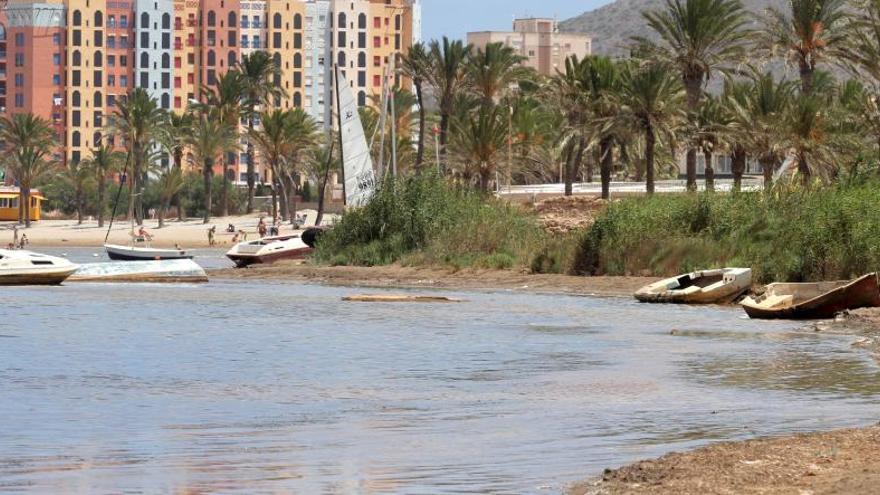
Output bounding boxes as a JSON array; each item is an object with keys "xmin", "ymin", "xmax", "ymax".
[
  {"xmin": 639, "ymin": 0, "xmax": 750, "ymax": 190},
  {"xmin": 582, "ymin": 56, "xmax": 623, "ymax": 200},
  {"xmin": 466, "ymin": 41, "xmax": 528, "ymax": 105},
  {"xmin": 727, "ymin": 71, "xmax": 794, "ymax": 187},
  {"xmin": 0, "ymin": 113, "xmax": 57, "ymax": 227},
  {"xmin": 721, "ymin": 80, "xmax": 751, "ymax": 191},
  {"xmin": 426, "ymin": 37, "xmax": 472, "ymax": 170},
  {"xmin": 306, "ymin": 139, "xmax": 338, "ymax": 227},
  {"xmin": 158, "ymin": 111, "xmax": 193, "ymax": 220},
  {"xmin": 187, "ymin": 113, "xmax": 238, "ymax": 224},
  {"xmin": 781, "ymin": 93, "xmax": 854, "ymax": 184},
  {"xmin": 760, "ymin": 0, "xmax": 849, "ymax": 94},
  {"xmin": 199, "ymin": 71, "xmax": 245, "ymax": 217},
  {"xmin": 546, "ymin": 55, "xmax": 590, "ymax": 195},
  {"xmin": 84, "ymin": 145, "xmax": 123, "ymax": 228},
  {"xmin": 838, "ymin": 79, "xmax": 880, "ymax": 167},
  {"xmin": 689, "ymin": 96, "xmax": 730, "ymax": 191},
  {"xmin": 613, "ymin": 61, "xmax": 686, "ymax": 195},
  {"xmin": 237, "ymin": 51, "xmax": 286, "ymax": 213},
  {"xmin": 450, "ymin": 105, "xmax": 509, "ymax": 191},
  {"xmin": 108, "ymin": 88, "xmax": 167, "ymax": 225},
  {"xmin": 155, "ymin": 167, "xmax": 185, "ymax": 228},
  {"xmin": 399, "ymin": 43, "xmax": 431, "ymax": 170},
  {"xmin": 61, "ymin": 159, "xmax": 91, "ymax": 225}
]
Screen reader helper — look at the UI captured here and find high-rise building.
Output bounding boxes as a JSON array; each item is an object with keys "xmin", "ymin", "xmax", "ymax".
[
  {"xmin": 467, "ymin": 18, "xmax": 592, "ymax": 76},
  {"xmin": 0, "ymin": 0, "xmax": 417, "ymax": 182}
]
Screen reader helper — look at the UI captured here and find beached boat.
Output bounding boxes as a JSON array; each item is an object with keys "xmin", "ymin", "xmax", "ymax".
[
  {"xmin": 226, "ymin": 234, "xmax": 313, "ymax": 268},
  {"xmin": 104, "ymin": 243, "xmax": 193, "ymax": 261},
  {"xmin": 0, "ymin": 249, "xmax": 79, "ymax": 285},
  {"xmin": 634, "ymin": 268, "xmax": 752, "ymax": 304},
  {"xmin": 741, "ymin": 273, "xmax": 880, "ymax": 320},
  {"xmin": 69, "ymin": 259, "xmax": 208, "ymax": 283}
]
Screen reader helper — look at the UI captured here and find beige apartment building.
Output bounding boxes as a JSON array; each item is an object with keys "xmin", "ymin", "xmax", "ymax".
[{"xmin": 467, "ymin": 18, "xmax": 591, "ymax": 76}]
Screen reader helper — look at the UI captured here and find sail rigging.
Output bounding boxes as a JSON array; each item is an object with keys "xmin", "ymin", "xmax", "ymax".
[{"xmin": 335, "ymin": 66, "xmax": 377, "ymax": 207}]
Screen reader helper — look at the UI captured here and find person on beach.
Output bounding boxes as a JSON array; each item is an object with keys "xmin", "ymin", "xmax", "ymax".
[
  {"xmin": 238, "ymin": 229, "xmax": 248, "ymax": 241},
  {"xmin": 137, "ymin": 226, "xmax": 153, "ymax": 241},
  {"xmin": 208, "ymin": 226, "xmax": 216, "ymax": 246},
  {"xmin": 19, "ymin": 234, "xmax": 28, "ymax": 248},
  {"xmin": 258, "ymin": 217, "xmax": 267, "ymax": 238},
  {"xmin": 13, "ymin": 225, "xmax": 19, "ymax": 249},
  {"xmin": 231, "ymin": 232, "xmax": 239, "ymax": 243}
]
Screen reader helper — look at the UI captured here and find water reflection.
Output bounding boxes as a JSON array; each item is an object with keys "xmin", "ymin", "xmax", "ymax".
[{"xmin": 0, "ymin": 282, "xmax": 879, "ymax": 493}]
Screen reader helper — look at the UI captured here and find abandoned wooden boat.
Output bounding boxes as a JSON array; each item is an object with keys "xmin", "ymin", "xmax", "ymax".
[
  {"xmin": 634, "ymin": 268, "xmax": 752, "ymax": 304},
  {"xmin": 225, "ymin": 234, "xmax": 313, "ymax": 268},
  {"xmin": 69, "ymin": 259, "xmax": 208, "ymax": 283},
  {"xmin": 0, "ymin": 249, "xmax": 79, "ymax": 285},
  {"xmin": 741, "ymin": 273, "xmax": 880, "ymax": 320}
]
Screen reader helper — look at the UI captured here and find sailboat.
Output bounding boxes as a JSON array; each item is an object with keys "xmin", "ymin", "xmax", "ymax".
[{"xmin": 301, "ymin": 65, "xmax": 378, "ymax": 249}]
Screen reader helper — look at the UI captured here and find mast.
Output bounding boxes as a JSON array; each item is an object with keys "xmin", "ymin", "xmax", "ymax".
[
  {"xmin": 390, "ymin": 55, "xmax": 398, "ymax": 178},
  {"xmin": 334, "ymin": 65, "xmax": 347, "ymax": 206}
]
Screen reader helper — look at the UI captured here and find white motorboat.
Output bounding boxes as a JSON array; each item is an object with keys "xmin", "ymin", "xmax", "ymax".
[
  {"xmin": 0, "ymin": 249, "xmax": 79, "ymax": 285},
  {"xmin": 226, "ymin": 234, "xmax": 313, "ymax": 268},
  {"xmin": 104, "ymin": 242, "xmax": 193, "ymax": 261},
  {"xmin": 634, "ymin": 268, "xmax": 752, "ymax": 304},
  {"xmin": 70, "ymin": 259, "xmax": 208, "ymax": 283}
]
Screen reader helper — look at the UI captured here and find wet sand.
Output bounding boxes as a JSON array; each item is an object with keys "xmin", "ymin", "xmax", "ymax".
[{"xmin": 211, "ymin": 262, "xmax": 657, "ymax": 297}]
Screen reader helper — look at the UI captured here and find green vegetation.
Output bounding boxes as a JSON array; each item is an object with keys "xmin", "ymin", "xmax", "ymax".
[
  {"xmin": 575, "ymin": 179, "xmax": 880, "ymax": 282},
  {"xmin": 314, "ymin": 174, "xmax": 569, "ymax": 270}
]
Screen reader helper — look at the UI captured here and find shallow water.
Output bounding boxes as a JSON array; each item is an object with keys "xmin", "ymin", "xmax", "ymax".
[
  {"xmin": 2, "ymin": 281, "xmax": 879, "ymax": 493},
  {"xmin": 36, "ymin": 246, "xmax": 234, "ymax": 270}
]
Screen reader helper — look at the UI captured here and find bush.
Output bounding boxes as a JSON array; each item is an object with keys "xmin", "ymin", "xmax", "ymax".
[
  {"xmin": 313, "ymin": 173, "xmax": 564, "ymax": 270},
  {"xmin": 574, "ymin": 180, "xmax": 880, "ymax": 283}
]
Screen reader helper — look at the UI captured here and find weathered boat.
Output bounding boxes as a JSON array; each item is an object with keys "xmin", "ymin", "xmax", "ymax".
[
  {"xmin": 634, "ymin": 268, "xmax": 752, "ymax": 304},
  {"xmin": 104, "ymin": 243, "xmax": 193, "ymax": 261},
  {"xmin": 225, "ymin": 234, "xmax": 313, "ymax": 268},
  {"xmin": 741, "ymin": 273, "xmax": 880, "ymax": 320},
  {"xmin": 69, "ymin": 259, "xmax": 208, "ymax": 283},
  {"xmin": 0, "ymin": 249, "xmax": 79, "ymax": 285}
]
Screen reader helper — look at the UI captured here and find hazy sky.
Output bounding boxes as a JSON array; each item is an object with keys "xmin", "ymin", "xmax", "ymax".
[{"xmin": 419, "ymin": 0, "xmax": 610, "ymax": 43}]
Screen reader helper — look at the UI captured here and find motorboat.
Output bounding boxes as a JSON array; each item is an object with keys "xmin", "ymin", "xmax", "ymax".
[
  {"xmin": 69, "ymin": 259, "xmax": 208, "ymax": 283},
  {"xmin": 104, "ymin": 241, "xmax": 193, "ymax": 261},
  {"xmin": 226, "ymin": 234, "xmax": 313, "ymax": 268},
  {"xmin": 741, "ymin": 273, "xmax": 880, "ymax": 320},
  {"xmin": 634, "ymin": 268, "xmax": 752, "ymax": 304},
  {"xmin": 0, "ymin": 249, "xmax": 79, "ymax": 285}
]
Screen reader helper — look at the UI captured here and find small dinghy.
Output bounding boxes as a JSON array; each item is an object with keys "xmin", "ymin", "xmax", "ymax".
[
  {"xmin": 226, "ymin": 234, "xmax": 313, "ymax": 268},
  {"xmin": 741, "ymin": 273, "xmax": 880, "ymax": 320},
  {"xmin": 104, "ymin": 243, "xmax": 193, "ymax": 261},
  {"xmin": 69, "ymin": 259, "xmax": 208, "ymax": 283},
  {"xmin": 0, "ymin": 249, "xmax": 79, "ymax": 285},
  {"xmin": 634, "ymin": 268, "xmax": 752, "ymax": 304}
]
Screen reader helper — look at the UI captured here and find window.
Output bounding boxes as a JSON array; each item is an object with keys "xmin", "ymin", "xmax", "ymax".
[
  {"xmin": 228, "ymin": 50, "xmax": 236, "ymax": 67},
  {"xmin": 373, "ymin": 36, "xmax": 380, "ymax": 48},
  {"xmin": 108, "ymin": 15, "xmax": 116, "ymax": 28},
  {"xmin": 162, "ymin": 53, "xmax": 170, "ymax": 69},
  {"xmin": 93, "ymin": 111, "xmax": 102, "ymax": 127},
  {"xmin": 338, "ymin": 31, "xmax": 345, "ymax": 47},
  {"xmin": 228, "ymin": 12, "xmax": 236, "ymax": 28},
  {"xmin": 108, "ymin": 74, "xmax": 115, "ymax": 86},
  {"xmin": 294, "ymin": 14, "xmax": 302, "ymax": 29},
  {"xmin": 14, "ymin": 53, "xmax": 24, "ymax": 67},
  {"xmin": 338, "ymin": 13, "xmax": 346, "ymax": 29},
  {"xmin": 207, "ymin": 10, "xmax": 216, "ymax": 27},
  {"xmin": 53, "ymin": 53, "xmax": 61, "ymax": 66},
  {"xmin": 140, "ymin": 72, "xmax": 148, "ymax": 88},
  {"xmin": 140, "ymin": 32, "xmax": 149, "ymax": 48},
  {"xmin": 162, "ymin": 32, "xmax": 170, "ymax": 49},
  {"xmin": 358, "ymin": 14, "xmax": 366, "ymax": 29},
  {"xmin": 108, "ymin": 55, "xmax": 115, "ymax": 67},
  {"xmin": 357, "ymin": 91, "xmax": 366, "ymax": 107},
  {"xmin": 174, "ymin": 76, "xmax": 181, "ymax": 88},
  {"xmin": 141, "ymin": 12, "xmax": 149, "ymax": 29},
  {"xmin": 241, "ymin": 16, "xmax": 249, "ymax": 28},
  {"xmin": 187, "ymin": 73, "xmax": 194, "ymax": 84},
  {"xmin": 294, "ymin": 72, "xmax": 302, "ymax": 87},
  {"xmin": 14, "ymin": 32, "xmax": 23, "ymax": 46},
  {"xmin": 338, "ymin": 51, "xmax": 346, "ymax": 67},
  {"xmin": 120, "ymin": 55, "xmax": 128, "ymax": 67},
  {"xmin": 14, "ymin": 73, "xmax": 23, "ymax": 87},
  {"xmin": 53, "ymin": 74, "xmax": 61, "ymax": 85},
  {"xmin": 120, "ymin": 15, "xmax": 128, "ymax": 28},
  {"xmin": 94, "ymin": 70, "xmax": 103, "ymax": 87},
  {"xmin": 161, "ymin": 94, "xmax": 170, "ymax": 109},
  {"xmin": 175, "ymin": 96, "xmax": 182, "ymax": 108},
  {"xmin": 14, "ymin": 93, "xmax": 23, "ymax": 108},
  {"xmin": 273, "ymin": 32, "xmax": 281, "ymax": 49},
  {"xmin": 53, "ymin": 33, "xmax": 61, "ymax": 45},
  {"xmin": 95, "ymin": 11, "xmax": 103, "ymax": 27},
  {"xmin": 207, "ymin": 50, "xmax": 215, "ymax": 66},
  {"xmin": 294, "ymin": 33, "xmax": 302, "ymax": 49},
  {"xmin": 107, "ymin": 36, "xmax": 116, "ymax": 48},
  {"xmin": 72, "ymin": 130, "xmax": 81, "ymax": 147},
  {"xmin": 162, "ymin": 13, "xmax": 171, "ymax": 30},
  {"xmin": 72, "ymin": 30, "xmax": 81, "ymax": 46},
  {"xmin": 373, "ymin": 55, "xmax": 380, "ymax": 67},
  {"xmin": 395, "ymin": 15, "xmax": 401, "ymax": 30},
  {"xmin": 358, "ymin": 32, "xmax": 365, "ymax": 49},
  {"xmin": 373, "ymin": 16, "xmax": 381, "ymax": 28},
  {"xmin": 293, "ymin": 92, "xmax": 301, "ymax": 107},
  {"xmin": 228, "ymin": 31, "xmax": 236, "ymax": 47},
  {"xmin": 140, "ymin": 52, "xmax": 149, "ymax": 68},
  {"xmin": 273, "ymin": 13, "xmax": 281, "ymax": 29},
  {"xmin": 94, "ymin": 51, "xmax": 103, "ymax": 67},
  {"xmin": 72, "ymin": 50, "xmax": 81, "ymax": 66},
  {"xmin": 175, "ymin": 57, "xmax": 182, "ymax": 68},
  {"xmin": 357, "ymin": 71, "xmax": 365, "ymax": 86},
  {"xmin": 72, "ymin": 111, "xmax": 81, "ymax": 126},
  {"xmin": 293, "ymin": 53, "xmax": 302, "ymax": 68},
  {"xmin": 120, "ymin": 75, "xmax": 128, "ymax": 87},
  {"xmin": 72, "ymin": 70, "xmax": 81, "ymax": 85},
  {"xmin": 72, "ymin": 10, "xmax": 82, "ymax": 26},
  {"xmin": 373, "ymin": 75, "xmax": 380, "ymax": 87},
  {"xmin": 358, "ymin": 52, "xmax": 365, "ymax": 68}
]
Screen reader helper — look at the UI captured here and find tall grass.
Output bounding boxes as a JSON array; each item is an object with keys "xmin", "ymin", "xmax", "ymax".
[
  {"xmin": 314, "ymin": 173, "xmax": 573, "ymax": 270},
  {"xmin": 575, "ymin": 180, "xmax": 880, "ymax": 282}
]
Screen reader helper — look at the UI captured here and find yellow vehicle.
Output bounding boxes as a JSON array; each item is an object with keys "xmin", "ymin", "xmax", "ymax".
[{"xmin": 0, "ymin": 188, "xmax": 45, "ymax": 222}]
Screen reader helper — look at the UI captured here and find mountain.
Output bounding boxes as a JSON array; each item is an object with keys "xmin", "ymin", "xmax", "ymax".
[{"xmin": 559, "ymin": 0, "xmax": 784, "ymax": 58}]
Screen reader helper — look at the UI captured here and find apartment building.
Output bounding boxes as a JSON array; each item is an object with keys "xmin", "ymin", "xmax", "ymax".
[
  {"xmin": 467, "ymin": 18, "xmax": 592, "ymax": 76},
  {"xmin": 1, "ymin": 0, "xmax": 418, "ymax": 181}
]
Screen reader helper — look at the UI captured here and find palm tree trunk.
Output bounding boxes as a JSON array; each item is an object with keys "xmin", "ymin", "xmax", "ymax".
[
  {"xmin": 760, "ymin": 156, "xmax": 774, "ymax": 190},
  {"xmin": 203, "ymin": 159, "xmax": 213, "ymax": 224},
  {"xmin": 684, "ymin": 75, "xmax": 702, "ymax": 192},
  {"xmin": 134, "ymin": 146, "xmax": 144, "ymax": 226},
  {"xmin": 439, "ymin": 106, "xmax": 451, "ymax": 172},
  {"xmin": 564, "ymin": 141, "xmax": 576, "ymax": 196},
  {"xmin": 158, "ymin": 199, "xmax": 167, "ymax": 229},
  {"xmin": 221, "ymin": 158, "xmax": 229, "ymax": 218},
  {"xmin": 174, "ymin": 150, "xmax": 185, "ymax": 221},
  {"xmin": 600, "ymin": 137, "xmax": 613, "ymax": 200},
  {"xmin": 97, "ymin": 178, "xmax": 106, "ymax": 228},
  {"xmin": 646, "ymin": 124, "xmax": 656, "ymax": 196},
  {"xmin": 799, "ymin": 59, "xmax": 813, "ymax": 95},
  {"xmin": 479, "ymin": 167, "xmax": 491, "ymax": 192},
  {"xmin": 246, "ymin": 115, "xmax": 256, "ymax": 214},
  {"xmin": 704, "ymin": 150, "xmax": 714, "ymax": 192},
  {"xmin": 415, "ymin": 80, "xmax": 426, "ymax": 171},
  {"xmin": 287, "ymin": 176, "xmax": 298, "ymax": 227},
  {"xmin": 22, "ymin": 187, "xmax": 31, "ymax": 228},
  {"xmin": 316, "ymin": 180, "xmax": 326, "ymax": 226},
  {"xmin": 277, "ymin": 178, "xmax": 289, "ymax": 221},
  {"xmin": 731, "ymin": 147, "xmax": 746, "ymax": 192},
  {"xmin": 798, "ymin": 152, "xmax": 810, "ymax": 186},
  {"xmin": 76, "ymin": 185, "xmax": 84, "ymax": 225}
]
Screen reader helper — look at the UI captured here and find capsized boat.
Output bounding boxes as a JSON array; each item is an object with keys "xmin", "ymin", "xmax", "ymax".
[
  {"xmin": 69, "ymin": 259, "xmax": 208, "ymax": 283},
  {"xmin": 0, "ymin": 249, "xmax": 79, "ymax": 285},
  {"xmin": 225, "ymin": 234, "xmax": 313, "ymax": 268},
  {"xmin": 741, "ymin": 273, "xmax": 880, "ymax": 320},
  {"xmin": 634, "ymin": 268, "xmax": 752, "ymax": 304},
  {"xmin": 104, "ymin": 243, "xmax": 193, "ymax": 261}
]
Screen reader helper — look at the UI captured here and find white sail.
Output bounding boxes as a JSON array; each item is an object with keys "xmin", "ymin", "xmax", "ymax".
[{"xmin": 335, "ymin": 66, "xmax": 376, "ymax": 207}]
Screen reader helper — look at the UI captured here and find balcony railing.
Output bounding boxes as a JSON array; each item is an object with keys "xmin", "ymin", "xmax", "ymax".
[
  {"xmin": 175, "ymin": 21, "xmax": 183, "ymax": 30},
  {"xmin": 174, "ymin": 41, "xmax": 182, "ymax": 49}
]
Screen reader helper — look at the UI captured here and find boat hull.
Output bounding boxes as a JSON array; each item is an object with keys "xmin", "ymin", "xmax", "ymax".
[
  {"xmin": 227, "ymin": 247, "xmax": 313, "ymax": 268},
  {"xmin": 69, "ymin": 260, "xmax": 208, "ymax": 284},
  {"xmin": 0, "ymin": 267, "xmax": 78, "ymax": 286},
  {"xmin": 105, "ymin": 244, "xmax": 193, "ymax": 261},
  {"xmin": 742, "ymin": 273, "xmax": 880, "ymax": 320},
  {"xmin": 634, "ymin": 268, "xmax": 752, "ymax": 304}
]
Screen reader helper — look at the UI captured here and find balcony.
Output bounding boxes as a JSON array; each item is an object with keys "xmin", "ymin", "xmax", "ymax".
[
  {"xmin": 187, "ymin": 19, "xmax": 197, "ymax": 27},
  {"xmin": 174, "ymin": 41, "xmax": 182, "ymax": 49},
  {"xmin": 241, "ymin": 39, "xmax": 249, "ymax": 48},
  {"xmin": 0, "ymin": 51, "xmax": 6, "ymax": 59},
  {"xmin": 186, "ymin": 39, "xmax": 195, "ymax": 47}
]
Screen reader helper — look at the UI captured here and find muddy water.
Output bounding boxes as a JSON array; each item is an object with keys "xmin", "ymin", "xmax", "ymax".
[{"xmin": 2, "ymin": 281, "xmax": 879, "ymax": 493}]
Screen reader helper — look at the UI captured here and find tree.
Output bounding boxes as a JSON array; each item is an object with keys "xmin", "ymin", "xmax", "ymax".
[
  {"xmin": 108, "ymin": 88, "xmax": 167, "ymax": 225},
  {"xmin": 0, "ymin": 113, "xmax": 58, "ymax": 227},
  {"xmin": 155, "ymin": 167, "xmax": 185, "ymax": 228},
  {"xmin": 466, "ymin": 41, "xmax": 528, "ymax": 105},
  {"xmin": 426, "ymin": 37, "xmax": 472, "ymax": 171},
  {"xmin": 158, "ymin": 111, "xmax": 193, "ymax": 221},
  {"xmin": 546, "ymin": 55, "xmax": 590, "ymax": 195},
  {"xmin": 613, "ymin": 61, "xmax": 685, "ymax": 195},
  {"xmin": 187, "ymin": 113, "xmax": 238, "ymax": 224},
  {"xmin": 84, "ymin": 145, "xmax": 123, "ymax": 228},
  {"xmin": 760, "ymin": 0, "xmax": 849, "ymax": 94},
  {"xmin": 582, "ymin": 56, "xmax": 623, "ymax": 200},
  {"xmin": 399, "ymin": 43, "xmax": 431, "ymax": 170},
  {"xmin": 450, "ymin": 104, "xmax": 509, "ymax": 191},
  {"xmin": 237, "ymin": 51, "xmax": 286, "ymax": 213},
  {"xmin": 781, "ymin": 93, "xmax": 854, "ymax": 185},
  {"xmin": 61, "ymin": 159, "xmax": 91, "ymax": 225},
  {"xmin": 639, "ymin": 0, "xmax": 749, "ymax": 190},
  {"xmin": 688, "ymin": 96, "xmax": 730, "ymax": 192},
  {"xmin": 306, "ymin": 140, "xmax": 338, "ymax": 227},
  {"xmin": 199, "ymin": 71, "xmax": 245, "ymax": 217}
]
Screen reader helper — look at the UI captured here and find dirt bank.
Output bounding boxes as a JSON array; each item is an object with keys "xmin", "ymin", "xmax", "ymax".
[
  {"xmin": 569, "ymin": 425, "xmax": 880, "ymax": 495},
  {"xmin": 211, "ymin": 262, "xmax": 656, "ymax": 297}
]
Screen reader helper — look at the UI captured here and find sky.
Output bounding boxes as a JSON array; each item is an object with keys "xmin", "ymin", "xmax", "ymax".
[{"xmin": 419, "ymin": 0, "xmax": 610, "ymax": 43}]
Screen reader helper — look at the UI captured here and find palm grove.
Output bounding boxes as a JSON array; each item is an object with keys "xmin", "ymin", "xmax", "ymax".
[{"xmin": 5, "ymin": 0, "xmax": 880, "ymax": 229}]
